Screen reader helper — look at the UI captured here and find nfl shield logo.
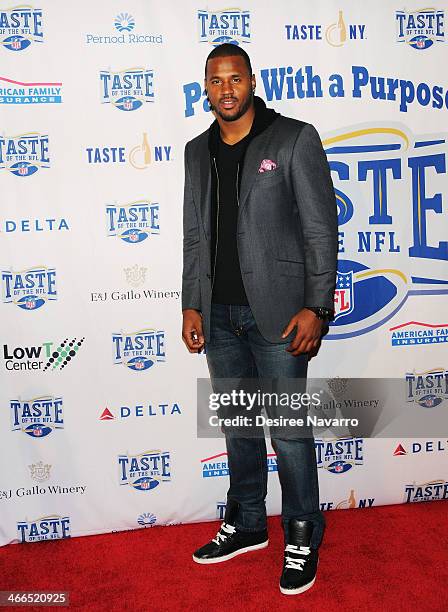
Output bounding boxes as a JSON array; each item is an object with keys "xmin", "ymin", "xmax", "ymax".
[
  {"xmin": 334, "ymin": 271, "xmax": 354, "ymax": 320},
  {"xmin": 33, "ymin": 427, "xmax": 43, "ymax": 437},
  {"xmin": 26, "ymin": 299, "xmax": 36, "ymax": 309},
  {"xmin": 142, "ymin": 480, "xmax": 150, "ymax": 489},
  {"xmin": 130, "ymin": 231, "xmax": 138, "ymax": 242},
  {"xmin": 19, "ymin": 165, "xmax": 29, "ymax": 176},
  {"xmin": 135, "ymin": 360, "xmax": 144, "ymax": 370},
  {"xmin": 124, "ymin": 99, "xmax": 133, "ymax": 110},
  {"xmin": 12, "ymin": 39, "xmax": 21, "ymax": 50},
  {"xmin": 416, "ymin": 38, "xmax": 425, "ymax": 48}
]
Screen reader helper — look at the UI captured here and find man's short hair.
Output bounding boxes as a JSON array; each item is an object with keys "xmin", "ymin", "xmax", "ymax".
[{"xmin": 205, "ymin": 43, "xmax": 252, "ymax": 77}]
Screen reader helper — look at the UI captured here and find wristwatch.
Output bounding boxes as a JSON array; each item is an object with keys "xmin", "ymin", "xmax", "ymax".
[{"xmin": 305, "ymin": 306, "xmax": 335, "ymax": 322}]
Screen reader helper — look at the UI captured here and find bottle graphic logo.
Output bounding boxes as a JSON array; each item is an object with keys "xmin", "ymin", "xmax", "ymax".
[
  {"xmin": 326, "ymin": 10, "xmax": 347, "ymax": 47},
  {"xmin": 129, "ymin": 133, "xmax": 151, "ymax": 169}
]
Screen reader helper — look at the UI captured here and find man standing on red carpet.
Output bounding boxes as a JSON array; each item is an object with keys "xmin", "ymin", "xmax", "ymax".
[{"xmin": 182, "ymin": 44, "xmax": 337, "ymax": 595}]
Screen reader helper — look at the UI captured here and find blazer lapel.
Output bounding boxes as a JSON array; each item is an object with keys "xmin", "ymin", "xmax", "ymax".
[{"xmin": 196, "ymin": 142, "xmax": 211, "ymax": 239}]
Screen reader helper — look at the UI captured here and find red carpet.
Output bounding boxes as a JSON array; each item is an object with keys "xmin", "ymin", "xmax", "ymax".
[{"xmin": 1, "ymin": 502, "xmax": 447, "ymax": 611}]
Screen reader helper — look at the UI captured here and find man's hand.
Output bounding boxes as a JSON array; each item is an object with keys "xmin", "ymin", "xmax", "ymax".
[
  {"xmin": 281, "ymin": 308, "xmax": 323, "ymax": 356},
  {"xmin": 182, "ymin": 309, "xmax": 205, "ymax": 353}
]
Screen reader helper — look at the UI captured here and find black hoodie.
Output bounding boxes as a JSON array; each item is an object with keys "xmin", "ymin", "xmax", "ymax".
[{"xmin": 208, "ymin": 96, "xmax": 279, "ymax": 304}]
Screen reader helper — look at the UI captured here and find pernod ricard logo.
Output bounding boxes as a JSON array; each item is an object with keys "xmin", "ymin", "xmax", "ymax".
[
  {"xmin": 1, "ymin": 267, "xmax": 57, "ymax": 310},
  {"xmin": 198, "ymin": 9, "xmax": 250, "ymax": 46},
  {"xmin": 315, "ymin": 437, "xmax": 364, "ymax": 473},
  {"xmin": 404, "ymin": 479, "xmax": 448, "ymax": 503},
  {"xmin": 0, "ymin": 76, "xmax": 62, "ymax": 105},
  {"xmin": 106, "ymin": 200, "xmax": 160, "ymax": 243},
  {"xmin": 112, "ymin": 329, "xmax": 165, "ymax": 371},
  {"xmin": 11, "ymin": 396, "xmax": 63, "ymax": 438},
  {"xmin": 100, "ymin": 68, "xmax": 154, "ymax": 111},
  {"xmin": 285, "ymin": 10, "xmax": 366, "ymax": 46},
  {"xmin": 389, "ymin": 321, "xmax": 448, "ymax": 347},
  {"xmin": 118, "ymin": 450, "xmax": 171, "ymax": 491},
  {"xmin": 396, "ymin": 9, "xmax": 444, "ymax": 50},
  {"xmin": 0, "ymin": 133, "xmax": 50, "ymax": 176},
  {"xmin": 406, "ymin": 367, "xmax": 448, "ymax": 408},
  {"xmin": 85, "ymin": 12, "xmax": 162, "ymax": 45},
  {"xmin": 321, "ymin": 125, "xmax": 448, "ymax": 340},
  {"xmin": 17, "ymin": 515, "xmax": 70, "ymax": 543},
  {"xmin": 0, "ymin": 6, "xmax": 43, "ymax": 51},
  {"xmin": 201, "ymin": 452, "xmax": 277, "ymax": 478}
]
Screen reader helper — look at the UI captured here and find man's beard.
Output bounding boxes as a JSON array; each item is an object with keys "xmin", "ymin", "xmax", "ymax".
[{"xmin": 211, "ymin": 90, "xmax": 254, "ymax": 122}]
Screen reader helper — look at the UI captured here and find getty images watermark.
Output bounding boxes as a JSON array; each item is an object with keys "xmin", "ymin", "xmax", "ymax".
[{"xmin": 196, "ymin": 377, "xmax": 448, "ymax": 439}]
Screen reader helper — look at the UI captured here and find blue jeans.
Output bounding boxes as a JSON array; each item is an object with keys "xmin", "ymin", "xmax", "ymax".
[{"xmin": 205, "ymin": 303, "xmax": 325, "ymax": 548}]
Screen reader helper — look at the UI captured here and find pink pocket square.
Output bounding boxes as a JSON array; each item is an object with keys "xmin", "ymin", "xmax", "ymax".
[{"xmin": 258, "ymin": 159, "xmax": 277, "ymax": 173}]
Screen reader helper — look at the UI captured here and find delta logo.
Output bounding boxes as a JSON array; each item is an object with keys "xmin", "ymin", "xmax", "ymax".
[
  {"xmin": 112, "ymin": 329, "xmax": 166, "ymax": 371},
  {"xmin": 393, "ymin": 440, "xmax": 447, "ymax": 456},
  {"xmin": 106, "ymin": 200, "xmax": 160, "ymax": 243},
  {"xmin": 389, "ymin": 321, "xmax": 448, "ymax": 347},
  {"xmin": 1, "ymin": 267, "xmax": 57, "ymax": 310},
  {"xmin": 17, "ymin": 515, "xmax": 70, "ymax": 543},
  {"xmin": 197, "ymin": 9, "xmax": 250, "ymax": 46},
  {"xmin": 118, "ymin": 450, "xmax": 171, "ymax": 491},
  {"xmin": 0, "ymin": 76, "xmax": 62, "ymax": 104},
  {"xmin": 100, "ymin": 68, "xmax": 154, "ymax": 111},
  {"xmin": 85, "ymin": 133, "xmax": 172, "ymax": 168},
  {"xmin": 0, "ymin": 133, "xmax": 50, "ymax": 176},
  {"xmin": 315, "ymin": 437, "xmax": 364, "ymax": 473},
  {"xmin": 3, "ymin": 337, "xmax": 85, "ymax": 372},
  {"xmin": 1, "ymin": 217, "xmax": 69, "ymax": 234},
  {"xmin": 0, "ymin": 6, "xmax": 43, "ymax": 51},
  {"xmin": 320, "ymin": 489, "xmax": 375, "ymax": 511},
  {"xmin": 10, "ymin": 396, "xmax": 63, "ymax": 438},
  {"xmin": 405, "ymin": 368, "xmax": 448, "ymax": 408},
  {"xmin": 201, "ymin": 452, "xmax": 278, "ymax": 478},
  {"xmin": 404, "ymin": 479, "xmax": 448, "ymax": 503},
  {"xmin": 396, "ymin": 9, "xmax": 444, "ymax": 50},
  {"xmin": 99, "ymin": 401, "xmax": 181, "ymax": 421}
]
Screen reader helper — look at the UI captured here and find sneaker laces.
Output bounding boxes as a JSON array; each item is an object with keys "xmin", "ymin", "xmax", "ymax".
[
  {"xmin": 212, "ymin": 522, "xmax": 236, "ymax": 545},
  {"xmin": 284, "ymin": 544, "xmax": 311, "ymax": 571}
]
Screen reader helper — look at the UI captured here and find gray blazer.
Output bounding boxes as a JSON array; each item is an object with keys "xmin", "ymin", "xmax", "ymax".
[{"xmin": 182, "ymin": 116, "xmax": 338, "ymax": 343}]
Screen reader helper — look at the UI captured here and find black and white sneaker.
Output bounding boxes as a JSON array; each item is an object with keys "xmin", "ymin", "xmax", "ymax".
[
  {"xmin": 279, "ymin": 519, "xmax": 318, "ymax": 595},
  {"xmin": 192, "ymin": 501, "xmax": 268, "ymax": 564}
]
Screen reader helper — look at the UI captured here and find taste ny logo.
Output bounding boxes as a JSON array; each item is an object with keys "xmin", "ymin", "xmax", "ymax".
[
  {"xmin": 0, "ymin": 6, "xmax": 43, "ymax": 51},
  {"xmin": 85, "ymin": 133, "xmax": 172, "ymax": 168},
  {"xmin": 106, "ymin": 200, "xmax": 160, "ymax": 243},
  {"xmin": 0, "ymin": 133, "xmax": 49, "ymax": 176},
  {"xmin": 100, "ymin": 68, "xmax": 154, "ymax": 111},
  {"xmin": 118, "ymin": 450, "xmax": 171, "ymax": 491},
  {"xmin": 112, "ymin": 329, "xmax": 165, "ymax": 371},
  {"xmin": 1, "ymin": 267, "xmax": 57, "ymax": 310},
  {"xmin": 197, "ymin": 9, "xmax": 250, "ymax": 46},
  {"xmin": 10, "ymin": 396, "xmax": 63, "ymax": 438},
  {"xmin": 396, "ymin": 9, "xmax": 444, "ymax": 50},
  {"xmin": 405, "ymin": 368, "xmax": 448, "ymax": 408}
]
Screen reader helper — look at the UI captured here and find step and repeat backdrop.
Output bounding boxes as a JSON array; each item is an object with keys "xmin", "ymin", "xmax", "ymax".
[{"xmin": 1, "ymin": 0, "xmax": 447, "ymax": 545}]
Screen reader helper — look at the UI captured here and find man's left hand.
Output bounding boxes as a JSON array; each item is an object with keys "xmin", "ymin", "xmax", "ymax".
[{"xmin": 281, "ymin": 308, "xmax": 323, "ymax": 356}]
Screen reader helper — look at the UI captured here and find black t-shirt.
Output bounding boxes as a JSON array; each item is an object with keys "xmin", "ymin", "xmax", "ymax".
[{"xmin": 212, "ymin": 133, "xmax": 251, "ymax": 305}]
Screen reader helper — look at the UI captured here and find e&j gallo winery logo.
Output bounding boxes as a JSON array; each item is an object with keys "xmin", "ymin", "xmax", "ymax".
[
  {"xmin": 112, "ymin": 329, "xmax": 166, "ymax": 371},
  {"xmin": 1, "ymin": 267, "xmax": 57, "ymax": 310},
  {"xmin": 118, "ymin": 450, "xmax": 171, "ymax": 491},
  {"xmin": 0, "ymin": 6, "xmax": 43, "ymax": 51},
  {"xmin": 100, "ymin": 68, "xmax": 154, "ymax": 111},
  {"xmin": 10, "ymin": 396, "xmax": 63, "ymax": 438},
  {"xmin": 0, "ymin": 133, "xmax": 50, "ymax": 176},
  {"xmin": 197, "ymin": 9, "xmax": 251, "ymax": 46},
  {"xmin": 396, "ymin": 9, "xmax": 445, "ymax": 50}
]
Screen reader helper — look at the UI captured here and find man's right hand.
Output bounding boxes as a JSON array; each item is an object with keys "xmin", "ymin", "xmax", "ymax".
[{"xmin": 182, "ymin": 309, "xmax": 205, "ymax": 353}]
